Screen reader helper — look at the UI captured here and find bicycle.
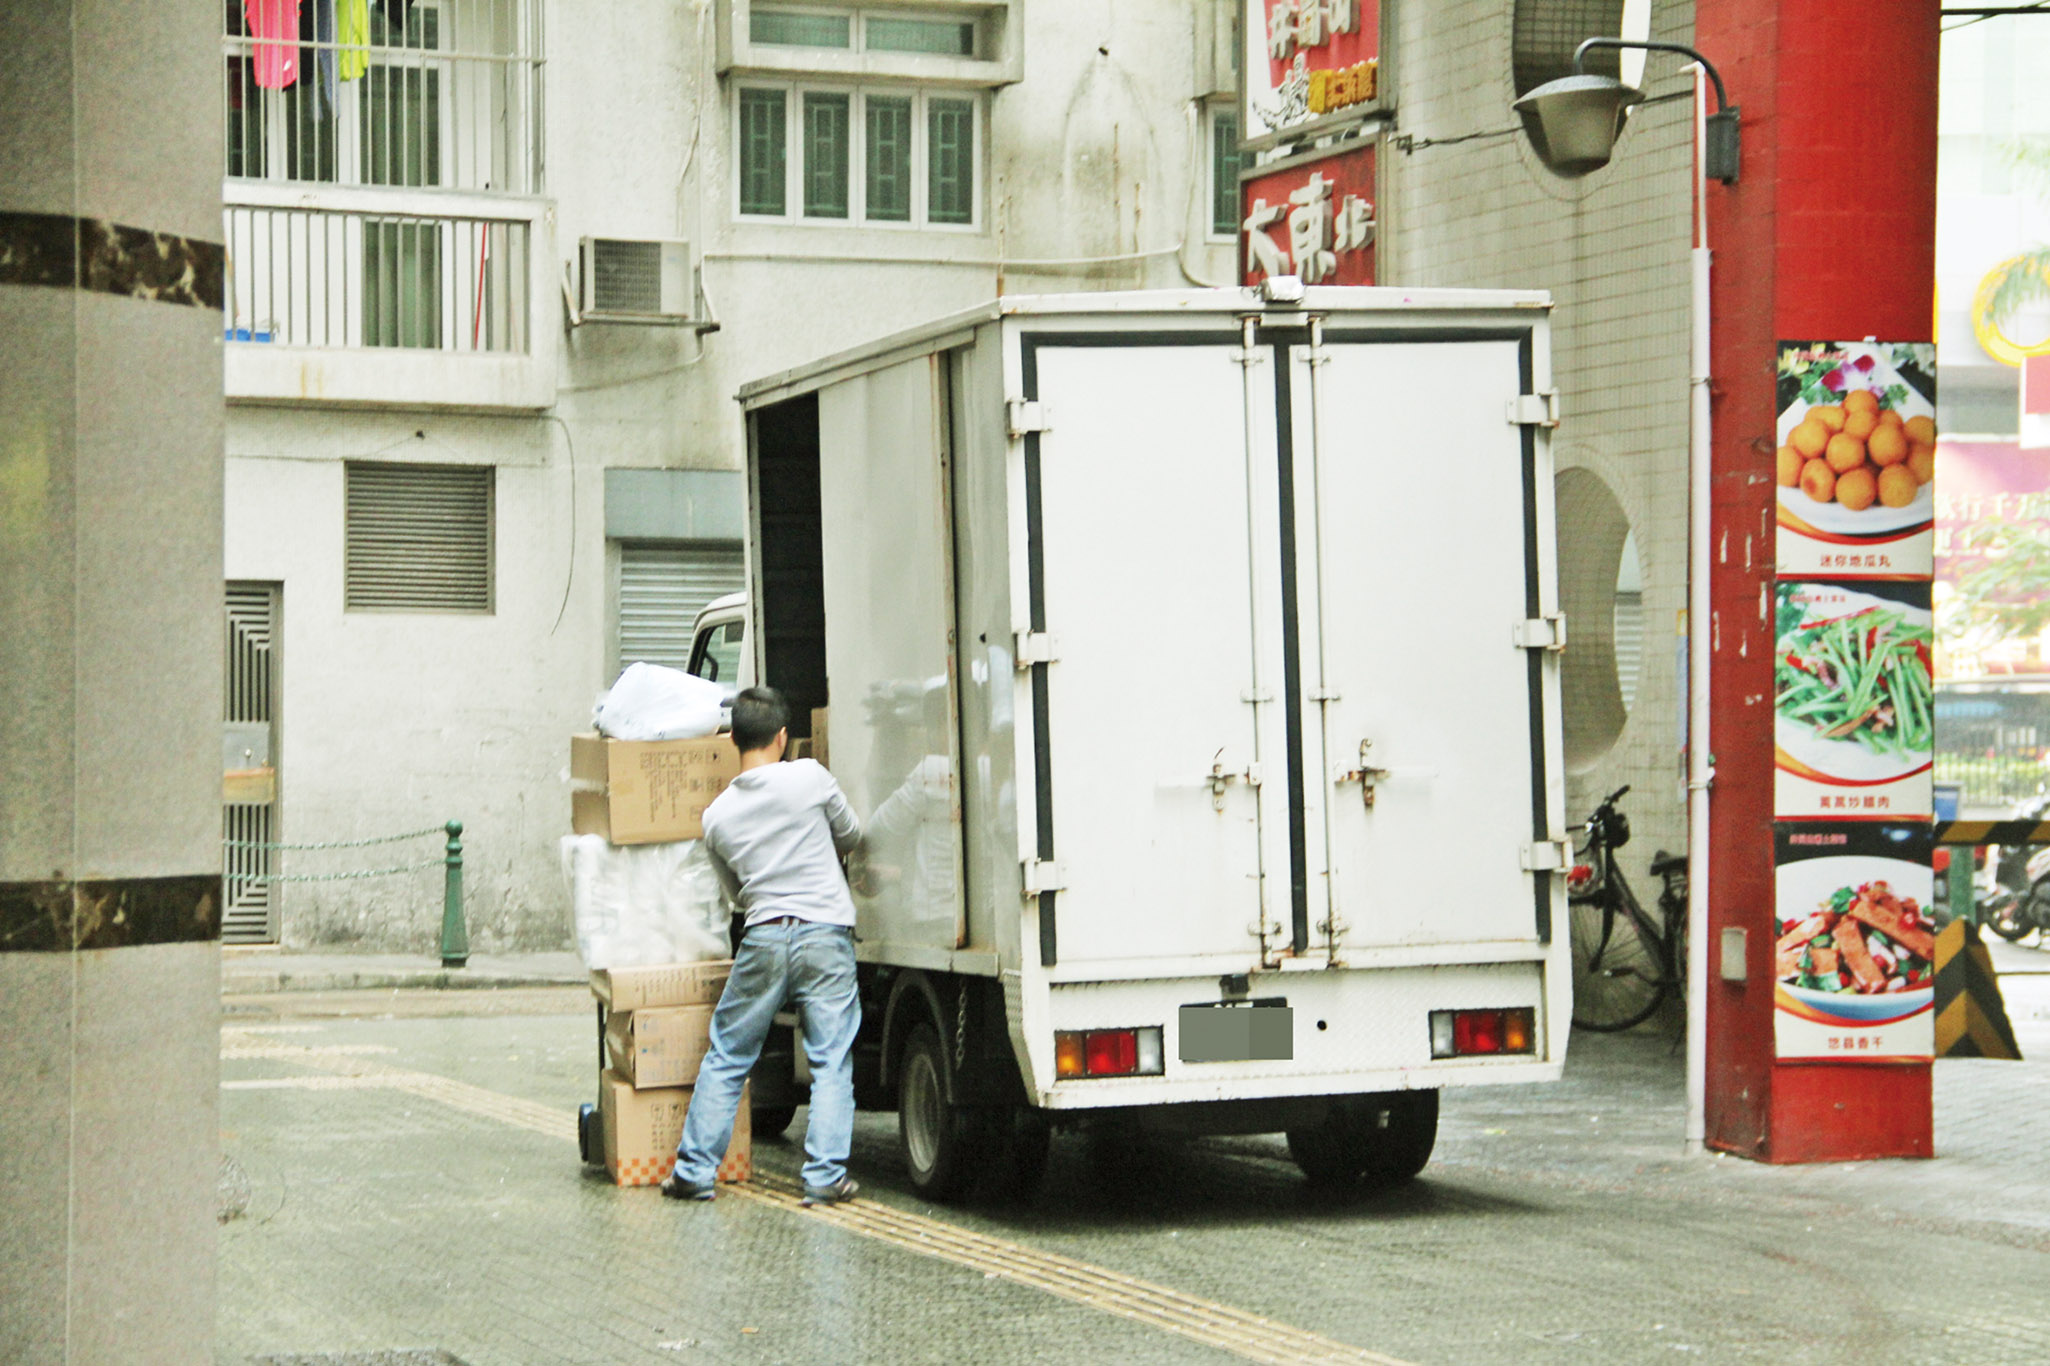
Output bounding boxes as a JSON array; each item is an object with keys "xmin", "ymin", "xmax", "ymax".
[{"xmin": 1566, "ymin": 785, "xmax": 1690, "ymax": 1032}]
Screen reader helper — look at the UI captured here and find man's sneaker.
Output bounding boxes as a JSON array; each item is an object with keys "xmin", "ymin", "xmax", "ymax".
[
  {"xmin": 660, "ymin": 1170, "xmax": 716, "ymax": 1201},
  {"xmin": 801, "ymin": 1177, "xmax": 859, "ymax": 1206}
]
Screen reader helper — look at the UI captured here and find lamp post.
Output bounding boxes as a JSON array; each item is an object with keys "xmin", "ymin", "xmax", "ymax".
[{"xmin": 1516, "ymin": 39, "xmax": 1736, "ymax": 1157}]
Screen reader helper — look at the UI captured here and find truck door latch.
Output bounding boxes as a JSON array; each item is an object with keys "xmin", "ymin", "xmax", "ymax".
[
  {"xmin": 1208, "ymin": 756, "xmax": 1262, "ymax": 812},
  {"xmin": 1334, "ymin": 739, "xmax": 1391, "ymax": 809},
  {"xmin": 1513, "ymin": 615, "xmax": 1568, "ymax": 651}
]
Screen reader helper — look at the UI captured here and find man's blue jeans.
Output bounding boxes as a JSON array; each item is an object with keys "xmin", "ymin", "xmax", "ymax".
[{"xmin": 674, "ymin": 919, "xmax": 861, "ymax": 1191}]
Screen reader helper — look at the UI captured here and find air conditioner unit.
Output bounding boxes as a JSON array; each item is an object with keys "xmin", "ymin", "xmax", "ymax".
[{"xmin": 579, "ymin": 237, "xmax": 694, "ymax": 320}]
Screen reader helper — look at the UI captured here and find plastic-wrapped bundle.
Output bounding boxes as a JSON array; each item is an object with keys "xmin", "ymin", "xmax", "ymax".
[
  {"xmin": 592, "ymin": 662, "xmax": 727, "ymax": 741},
  {"xmin": 560, "ymin": 835, "xmax": 728, "ymax": 970}
]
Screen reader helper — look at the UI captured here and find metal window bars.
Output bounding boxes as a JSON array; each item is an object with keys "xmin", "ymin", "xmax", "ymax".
[{"xmin": 222, "ymin": 0, "xmax": 543, "ymax": 196}]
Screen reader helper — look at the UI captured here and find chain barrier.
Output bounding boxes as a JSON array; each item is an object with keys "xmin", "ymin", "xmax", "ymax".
[
  {"xmin": 222, "ymin": 825, "xmax": 445, "ymax": 852},
  {"xmin": 241, "ymin": 857, "xmax": 446, "ymax": 884}
]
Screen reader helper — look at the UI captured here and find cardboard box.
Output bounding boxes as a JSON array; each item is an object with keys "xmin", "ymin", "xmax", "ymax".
[
  {"xmin": 606, "ymin": 1004, "xmax": 715, "ymax": 1089},
  {"xmin": 590, "ymin": 960, "xmax": 731, "ymax": 1012},
  {"xmin": 600, "ymin": 1070, "xmax": 751, "ymax": 1187},
  {"xmin": 570, "ymin": 731, "xmax": 738, "ymax": 845},
  {"xmin": 811, "ymin": 707, "xmax": 830, "ymax": 770}
]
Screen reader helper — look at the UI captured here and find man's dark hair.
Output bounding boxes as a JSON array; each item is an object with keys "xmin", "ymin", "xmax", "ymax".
[{"xmin": 730, "ymin": 686, "xmax": 790, "ymax": 754}]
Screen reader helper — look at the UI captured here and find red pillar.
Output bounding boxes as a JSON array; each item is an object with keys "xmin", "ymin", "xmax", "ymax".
[{"xmin": 1699, "ymin": 0, "xmax": 1941, "ymax": 1161}]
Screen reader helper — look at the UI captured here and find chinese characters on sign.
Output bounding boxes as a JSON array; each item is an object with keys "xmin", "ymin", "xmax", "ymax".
[
  {"xmin": 1244, "ymin": 0, "xmax": 1381, "ymax": 145},
  {"xmin": 1239, "ymin": 147, "xmax": 1376, "ymax": 287}
]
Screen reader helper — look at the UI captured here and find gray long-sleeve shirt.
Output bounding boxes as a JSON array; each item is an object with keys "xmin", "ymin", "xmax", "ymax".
[{"xmin": 700, "ymin": 758, "xmax": 861, "ymax": 929}]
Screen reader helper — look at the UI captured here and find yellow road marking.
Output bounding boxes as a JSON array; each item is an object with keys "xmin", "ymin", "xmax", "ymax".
[{"xmin": 224, "ymin": 1038, "xmax": 1411, "ymax": 1366}]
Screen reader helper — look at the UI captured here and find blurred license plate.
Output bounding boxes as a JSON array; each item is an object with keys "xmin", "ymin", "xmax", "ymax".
[{"xmin": 1179, "ymin": 1003, "xmax": 1293, "ymax": 1062}]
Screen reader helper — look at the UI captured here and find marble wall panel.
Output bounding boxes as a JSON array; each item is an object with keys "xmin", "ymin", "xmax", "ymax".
[{"xmin": 0, "ymin": 952, "xmax": 77, "ymax": 1365}]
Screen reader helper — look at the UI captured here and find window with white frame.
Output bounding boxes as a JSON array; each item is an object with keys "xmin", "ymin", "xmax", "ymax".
[
  {"xmin": 749, "ymin": 6, "xmax": 983, "ymax": 58},
  {"xmin": 1208, "ymin": 105, "xmax": 1245, "ymax": 240},
  {"xmin": 736, "ymin": 84, "xmax": 980, "ymax": 228}
]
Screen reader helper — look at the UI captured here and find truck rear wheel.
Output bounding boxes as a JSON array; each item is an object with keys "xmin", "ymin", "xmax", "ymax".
[
  {"xmin": 1286, "ymin": 1091, "xmax": 1439, "ymax": 1188},
  {"xmin": 898, "ymin": 1024, "xmax": 977, "ymax": 1199}
]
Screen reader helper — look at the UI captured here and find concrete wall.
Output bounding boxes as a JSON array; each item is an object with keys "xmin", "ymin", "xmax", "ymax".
[
  {"xmin": 1380, "ymin": 0, "xmax": 1696, "ymax": 888},
  {"xmin": 224, "ymin": 0, "xmax": 1240, "ymax": 951}
]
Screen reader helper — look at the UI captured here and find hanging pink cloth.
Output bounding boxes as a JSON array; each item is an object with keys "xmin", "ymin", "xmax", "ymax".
[{"xmin": 244, "ymin": 0, "xmax": 302, "ymax": 90}]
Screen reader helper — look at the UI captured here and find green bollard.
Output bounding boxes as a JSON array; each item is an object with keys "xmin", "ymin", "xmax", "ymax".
[
  {"xmin": 441, "ymin": 819, "xmax": 468, "ymax": 968},
  {"xmin": 1950, "ymin": 844, "xmax": 1978, "ymax": 928}
]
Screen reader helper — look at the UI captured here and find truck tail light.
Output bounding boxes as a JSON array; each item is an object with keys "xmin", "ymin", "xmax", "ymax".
[
  {"xmin": 1429, "ymin": 1008, "xmax": 1536, "ymax": 1059},
  {"xmin": 1055, "ymin": 1027, "xmax": 1165, "ymax": 1078}
]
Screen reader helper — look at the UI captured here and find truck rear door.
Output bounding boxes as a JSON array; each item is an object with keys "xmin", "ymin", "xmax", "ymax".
[
  {"xmin": 1021, "ymin": 334, "xmax": 1291, "ymax": 972},
  {"xmin": 1286, "ymin": 329, "xmax": 1562, "ymax": 954}
]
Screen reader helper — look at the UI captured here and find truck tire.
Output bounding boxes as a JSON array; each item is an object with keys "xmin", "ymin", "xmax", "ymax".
[
  {"xmin": 898, "ymin": 1024, "xmax": 978, "ymax": 1200},
  {"xmin": 1286, "ymin": 1091, "xmax": 1439, "ymax": 1188}
]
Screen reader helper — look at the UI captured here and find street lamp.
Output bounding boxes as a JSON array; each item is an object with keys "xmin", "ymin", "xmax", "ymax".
[
  {"xmin": 1514, "ymin": 36, "xmax": 1738, "ymax": 1159},
  {"xmin": 1514, "ymin": 38, "xmax": 1740, "ymax": 183}
]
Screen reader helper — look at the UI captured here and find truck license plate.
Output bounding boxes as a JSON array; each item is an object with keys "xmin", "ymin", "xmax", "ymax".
[{"xmin": 1179, "ymin": 1003, "xmax": 1293, "ymax": 1062}]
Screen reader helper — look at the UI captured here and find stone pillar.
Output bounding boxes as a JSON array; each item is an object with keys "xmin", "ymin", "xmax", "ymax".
[
  {"xmin": 0, "ymin": 3, "xmax": 225, "ymax": 1360},
  {"xmin": 1699, "ymin": 0, "xmax": 1943, "ymax": 1160}
]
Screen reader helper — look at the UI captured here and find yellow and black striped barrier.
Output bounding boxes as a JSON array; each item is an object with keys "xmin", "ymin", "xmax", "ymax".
[
  {"xmin": 1933, "ymin": 919, "xmax": 2022, "ymax": 1060},
  {"xmin": 1933, "ymin": 819, "xmax": 2050, "ymax": 846}
]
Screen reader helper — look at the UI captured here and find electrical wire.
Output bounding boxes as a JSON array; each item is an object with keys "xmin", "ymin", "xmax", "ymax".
[{"xmin": 546, "ymin": 415, "xmax": 577, "ymax": 637}]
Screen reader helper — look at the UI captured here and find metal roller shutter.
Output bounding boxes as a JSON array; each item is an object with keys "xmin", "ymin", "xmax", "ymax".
[
  {"xmin": 345, "ymin": 462, "xmax": 494, "ymax": 612},
  {"xmin": 617, "ymin": 542, "xmax": 745, "ymax": 672}
]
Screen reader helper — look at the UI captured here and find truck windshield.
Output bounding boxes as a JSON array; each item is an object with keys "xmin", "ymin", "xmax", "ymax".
[{"xmin": 688, "ymin": 620, "xmax": 744, "ymax": 684}]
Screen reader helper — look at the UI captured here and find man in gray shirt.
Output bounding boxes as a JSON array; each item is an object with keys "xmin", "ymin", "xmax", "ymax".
[{"xmin": 664, "ymin": 685, "xmax": 864, "ymax": 1206}]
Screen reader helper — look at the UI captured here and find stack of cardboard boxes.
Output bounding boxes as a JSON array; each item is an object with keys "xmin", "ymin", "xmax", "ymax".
[{"xmin": 571, "ymin": 730, "xmax": 749, "ymax": 1187}]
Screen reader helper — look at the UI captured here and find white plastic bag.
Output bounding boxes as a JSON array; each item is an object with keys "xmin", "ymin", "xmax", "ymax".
[
  {"xmin": 593, "ymin": 662, "xmax": 727, "ymax": 741},
  {"xmin": 560, "ymin": 834, "xmax": 729, "ymax": 970}
]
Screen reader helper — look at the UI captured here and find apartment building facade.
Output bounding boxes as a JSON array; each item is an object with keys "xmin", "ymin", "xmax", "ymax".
[{"xmin": 219, "ymin": 0, "xmax": 1246, "ymax": 950}]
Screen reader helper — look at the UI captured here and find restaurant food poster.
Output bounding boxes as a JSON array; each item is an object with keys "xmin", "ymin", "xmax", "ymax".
[
  {"xmin": 1775, "ymin": 340, "xmax": 1937, "ymax": 580},
  {"xmin": 1774, "ymin": 824, "xmax": 1935, "ymax": 1062},
  {"xmin": 1774, "ymin": 581, "xmax": 1933, "ymax": 820}
]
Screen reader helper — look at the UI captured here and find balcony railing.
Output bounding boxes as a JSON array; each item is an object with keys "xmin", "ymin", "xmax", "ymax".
[{"xmin": 223, "ymin": 190, "xmax": 531, "ymax": 354}]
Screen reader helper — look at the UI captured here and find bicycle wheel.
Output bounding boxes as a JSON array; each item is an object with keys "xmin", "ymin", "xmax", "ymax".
[{"xmin": 1569, "ymin": 893, "xmax": 1668, "ymax": 1032}]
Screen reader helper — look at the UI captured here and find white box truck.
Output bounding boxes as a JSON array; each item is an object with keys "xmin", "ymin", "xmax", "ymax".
[{"xmin": 723, "ymin": 287, "xmax": 1570, "ymax": 1197}]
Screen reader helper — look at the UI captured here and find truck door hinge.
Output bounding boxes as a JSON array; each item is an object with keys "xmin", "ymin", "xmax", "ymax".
[
  {"xmin": 1521, "ymin": 839, "xmax": 1573, "ymax": 873},
  {"xmin": 1014, "ymin": 631, "xmax": 1059, "ymax": 668},
  {"xmin": 1507, "ymin": 391, "xmax": 1560, "ymax": 428},
  {"xmin": 1007, "ymin": 399, "xmax": 1053, "ymax": 438},
  {"xmin": 1513, "ymin": 614, "xmax": 1568, "ymax": 651},
  {"xmin": 1021, "ymin": 859, "xmax": 1065, "ymax": 897}
]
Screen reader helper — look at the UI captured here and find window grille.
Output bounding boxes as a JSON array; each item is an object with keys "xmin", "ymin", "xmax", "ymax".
[
  {"xmin": 345, "ymin": 462, "xmax": 494, "ymax": 612},
  {"xmin": 222, "ymin": 0, "xmax": 543, "ymax": 195},
  {"xmin": 1210, "ymin": 107, "xmax": 1244, "ymax": 238},
  {"xmin": 739, "ymin": 83, "xmax": 979, "ymax": 229},
  {"xmin": 1511, "ymin": 0, "xmax": 1627, "ymax": 97}
]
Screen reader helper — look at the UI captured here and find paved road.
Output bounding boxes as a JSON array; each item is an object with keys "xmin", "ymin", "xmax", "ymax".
[{"xmin": 217, "ymin": 966, "xmax": 2050, "ymax": 1366}]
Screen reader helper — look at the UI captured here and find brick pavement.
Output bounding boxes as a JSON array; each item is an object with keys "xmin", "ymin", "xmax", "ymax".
[{"xmin": 216, "ymin": 959, "xmax": 2050, "ymax": 1366}]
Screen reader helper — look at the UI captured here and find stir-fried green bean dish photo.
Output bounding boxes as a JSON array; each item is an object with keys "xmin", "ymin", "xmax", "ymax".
[{"xmin": 1774, "ymin": 596, "xmax": 1934, "ymax": 760}]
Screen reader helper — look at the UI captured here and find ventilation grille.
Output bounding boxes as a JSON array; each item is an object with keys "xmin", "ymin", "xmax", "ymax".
[
  {"xmin": 345, "ymin": 462, "xmax": 494, "ymax": 613},
  {"xmin": 589, "ymin": 238, "xmax": 665, "ymax": 313}
]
